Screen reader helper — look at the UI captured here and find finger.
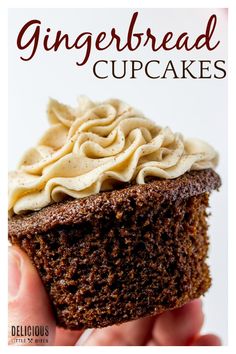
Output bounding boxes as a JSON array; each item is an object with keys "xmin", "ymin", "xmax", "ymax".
[
  {"xmin": 81, "ymin": 316, "xmax": 155, "ymax": 346},
  {"xmin": 192, "ymin": 334, "xmax": 222, "ymax": 346},
  {"xmin": 146, "ymin": 339, "xmax": 160, "ymax": 346},
  {"xmin": 55, "ymin": 327, "xmax": 83, "ymax": 346},
  {"xmin": 152, "ymin": 299, "xmax": 204, "ymax": 346},
  {"xmin": 8, "ymin": 246, "xmax": 56, "ymax": 346}
]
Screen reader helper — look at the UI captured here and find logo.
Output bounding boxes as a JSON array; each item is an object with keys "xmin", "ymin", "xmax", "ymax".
[{"xmin": 9, "ymin": 325, "xmax": 49, "ymax": 345}]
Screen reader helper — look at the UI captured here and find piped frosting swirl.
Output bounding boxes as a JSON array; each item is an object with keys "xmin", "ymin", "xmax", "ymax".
[{"xmin": 9, "ymin": 96, "xmax": 218, "ymax": 215}]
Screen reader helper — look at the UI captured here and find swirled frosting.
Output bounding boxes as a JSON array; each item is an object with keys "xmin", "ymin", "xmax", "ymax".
[{"xmin": 9, "ymin": 96, "xmax": 218, "ymax": 215}]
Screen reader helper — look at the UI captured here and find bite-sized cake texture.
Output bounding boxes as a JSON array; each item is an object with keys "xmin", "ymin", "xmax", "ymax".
[{"xmin": 8, "ymin": 169, "xmax": 221, "ymax": 329}]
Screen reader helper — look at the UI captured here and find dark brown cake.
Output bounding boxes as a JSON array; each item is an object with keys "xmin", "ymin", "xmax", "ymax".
[{"xmin": 8, "ymin": 168, "xmax": 221, "ymax": 330}]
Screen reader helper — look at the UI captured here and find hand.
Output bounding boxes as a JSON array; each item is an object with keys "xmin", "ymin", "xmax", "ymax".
[{"xmin": 8, "ymin": 246, "xmax": 222, "ymax": 346}]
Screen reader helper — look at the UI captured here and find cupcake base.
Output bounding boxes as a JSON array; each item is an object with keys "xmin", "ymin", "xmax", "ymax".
[{"xmin": 8, "ymin": 169, "xmax": 221, "ymax": 329}]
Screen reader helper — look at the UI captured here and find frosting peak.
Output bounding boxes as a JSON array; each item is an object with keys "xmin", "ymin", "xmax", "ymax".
[{"xmin": 9, "ymin": 96, "xmax": 218, "ymax": 214}]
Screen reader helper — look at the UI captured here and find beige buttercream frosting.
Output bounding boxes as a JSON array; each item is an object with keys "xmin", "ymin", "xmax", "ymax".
[{"xmin": 9, "ymin": 96, "xmax": 218, "ymax": 215}]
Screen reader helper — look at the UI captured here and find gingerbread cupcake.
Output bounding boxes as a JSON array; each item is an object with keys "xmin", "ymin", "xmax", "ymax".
[{"xmin": 8, "ymin": 97, "xmax": 221, "ymax": 329}]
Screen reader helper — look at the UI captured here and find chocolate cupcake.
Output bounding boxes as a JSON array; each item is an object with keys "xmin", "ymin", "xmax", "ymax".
[{"xmin": 8, "ymin": 97, "xmax": 221, "ymax": 329}]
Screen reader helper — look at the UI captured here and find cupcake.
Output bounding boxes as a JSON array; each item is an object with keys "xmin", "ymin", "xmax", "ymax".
[{"xmin": 8, "ymin": 97, "xmax": 221, "ymax": 329}]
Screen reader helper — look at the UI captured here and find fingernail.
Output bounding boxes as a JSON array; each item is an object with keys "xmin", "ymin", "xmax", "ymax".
[
  {"xmin": 8, "ymin": 249, "xmax": 22, "ymax": 300},
  {"xmin": 192, "ymin": 298, "xmax": 203, "ymax": 308}
]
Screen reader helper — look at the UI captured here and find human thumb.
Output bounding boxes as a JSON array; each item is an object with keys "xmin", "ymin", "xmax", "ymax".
[{"xmin": 8, "ymin": 246, "xmax": 56, "ymax": 346}]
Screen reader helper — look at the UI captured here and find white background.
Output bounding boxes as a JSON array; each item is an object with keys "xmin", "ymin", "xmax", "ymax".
[{"xmin": 8, "ymin": 8, "xmax": 227, "ymax": 344}]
